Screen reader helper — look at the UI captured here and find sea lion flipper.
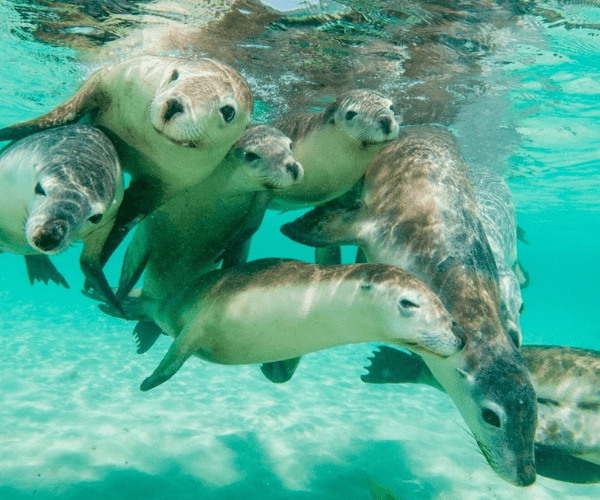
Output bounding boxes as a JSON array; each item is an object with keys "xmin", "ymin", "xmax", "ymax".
[
  {"xmin": 24, "ymin": 254, "xmax": 69, "ymax": 288},
  {"xmin": 140, "ymin": 326, "xmax": 203, "ymax": 391},
  {"xmin": 0, "ymin": 74, "xmax": 102, "ymax": 141},
  {"xmin": 513, "ymin": 260, "xmax": 530, "ymax": 289},
  {"xmin": 117, "ymin": 230, "xmax": 151, "ymax": 301},
  {"xmin": 517, "ymin": 225, "xmax": 530, "ymax": 245},
  {"xmin": 99, "ymin": 176, "xmax": 165, "ymax": 271},
  {"xmin": 260, "ymin": 357, "xmax": 302, "ymax": 383},
  {"xmin": 80, "ymin": 221, "xmax": 127, "ymax": 319},
  {"xmin": 133, "ymin": 321, "xmax": 164, "ymax": 354},
  {"xmin": 315, "ymin": 246, "xmax": 341, "ymax": 266},
  {"xmin": 534, "ymin": 444, "xmax": 600, "ymax": 484},
  {"xmin": 361, "ymin": 346, "xmax": 443, "ymax": 390},
  {"xmin": 220, "ymin": 192, "xmax": 270, "ymax": 268},
  {"xmin": 280, "ymin": 200, "xmax": 362, "ymax": 248}
]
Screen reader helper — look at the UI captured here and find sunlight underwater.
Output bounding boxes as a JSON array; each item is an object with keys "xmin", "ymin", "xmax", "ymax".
[{"xmin": 0, "ymin": 0, "xmax": 599, "ymax": 499}]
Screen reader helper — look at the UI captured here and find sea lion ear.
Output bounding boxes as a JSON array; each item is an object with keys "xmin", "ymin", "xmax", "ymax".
[{"xmin": 0, "ymin": 72, "xmax": 103, "ymax": 142}]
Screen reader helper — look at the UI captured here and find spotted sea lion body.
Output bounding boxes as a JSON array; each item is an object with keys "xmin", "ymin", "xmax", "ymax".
[
  {"xmin": 0, "ymin": 124, "xmax": 122, "ymax": 293},
  {"xmin": 269, "ymin": 89, "xmax": 400, "ymax": 211},
  {"xmin": 281, "ymin": 125, "xmax": 537, "ymax": 486}
]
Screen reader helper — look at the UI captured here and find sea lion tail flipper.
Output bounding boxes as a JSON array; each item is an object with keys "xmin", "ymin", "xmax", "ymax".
[
  {"xmin": 24, "ymin": 254, "xmax": 69, "ymax": 288},
  {"xmin": 140, "ymin": 326, "xmax": 202, "ymax": 391},
  {"xmin": 361, "ymin": 345, "xmax": 443, "ymax": 390},
  {"xmin": 513, "ymin": 260, "xmax": 530, "ymax": 289},
  {"xmin": 280, "ymin": 200, "xmax": 362, "ymax": 248},
  {"xmin": 260, "ymin": 357, "xmax": 302, "ymax": 383},
  {"xmin": 0, "ymin": 74, "xmax": 102, "ymax": 141},
  {"xmin": 133, "ymin": 321, "xmax": 164, "ymax": 354},
  {"xmin": 534, "ymin": 444, "xmax": 600, "ymax": 484},
  {"xmin": 117, "ymin": 230, "xmax": 151, "ymax": 301}
]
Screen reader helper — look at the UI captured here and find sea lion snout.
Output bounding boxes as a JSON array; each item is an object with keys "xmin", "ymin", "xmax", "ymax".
[
  {"xmin": 31, "ymin": 219, "xmax": 69, "ymax": 253},
  {"xmin": 285, "ymin": 161, "xmax": 303, "ymax": 182},
  {"xmin": 162, "ymin": 98, "xmax": 185, "ymax": 123},
  {"xmin": 379, "ymin": 117, "xmax": 393, "ymax": 136}
]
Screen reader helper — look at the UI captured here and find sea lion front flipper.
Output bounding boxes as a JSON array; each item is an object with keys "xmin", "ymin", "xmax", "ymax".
[
  {"xmin": 355, "ymin": 247, "xmax": 368, "ymax": 263},
  {"xmin": 133, "ymin": 321, "xmax": 164, "ymax": 354},
  {"xmin": 220, "ymin": 192, "xmax": 271, "ymax": 268},
  {"xmin": 24, "ymin": 254, "xmax": 69, "ymax": 288},
  {"xmin": 0, "ymin": 73, "xmax": 103, "ymax": 141},
  {"xmin": 513, "ymin": 260, "xmax": 530, "ymax": 289},
  {"xmin": 361, "ymin": 345, "xmax": 443, "ymax": 390},
  {"xmin": 315, "ymin": 246, "xmax": 341, "ymax": 266},
  {"xmin": 534, "ymin": 445, "xmax": 600, "ymax": 484},
  {"xmin": 517, "ymin": 225, "xmax": 530, "ymax": 245},
  {"xmin": 98, "ymin": 175, "xmax": 165, "ymax": 271},
  {"xmin": 80, "ymin": 220, "xmax": 127, "ymax": 319},
  {"xmin": 117, "ymin": 229, "xmax": 151, "ymax": 301},
  {"xmin": 260, "ymin": 357, "xmax": 302, "ymax": 384},
  {"xmin": 140, "ymin": 325, "xmax": 204, "ymax": 391},
  {"xmin": 280, "ymin": 198, "xmax": 362, "ymax": 248}
]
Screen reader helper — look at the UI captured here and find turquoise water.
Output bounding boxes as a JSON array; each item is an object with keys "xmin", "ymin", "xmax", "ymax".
[{"xmin": 1, "ymin": 1, "xmax": 599, "ymax": 499}]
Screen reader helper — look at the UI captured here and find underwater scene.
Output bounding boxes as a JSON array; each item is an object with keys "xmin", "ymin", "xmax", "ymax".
[{"xmin": 0, "ymin": 0, "xmax": 599, "ymax": 498}]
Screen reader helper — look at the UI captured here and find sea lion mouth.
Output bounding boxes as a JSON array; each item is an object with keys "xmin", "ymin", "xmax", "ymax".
[{"xmin": 153, "ymin": 126, "xmax": 201, "ymax": 149}]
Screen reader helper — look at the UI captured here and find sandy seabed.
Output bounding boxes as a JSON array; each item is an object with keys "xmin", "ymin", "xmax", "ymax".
[{"xmin": 0, "ymin": 291, "xmax": 598, "ymax": 500}]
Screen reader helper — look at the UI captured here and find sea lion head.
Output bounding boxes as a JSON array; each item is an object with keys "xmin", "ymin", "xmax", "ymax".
[
  {"xmin": 150, "ymin": 58, "xmax": 253, "ymax": 150},
  {"xmin": 432, "ymin": 338, "xmax": 538, "ymax": 486},
  {"xmin": 227, "ymin": 125, "xmax": 304, "ymax": 190},
  {"xmin": 25, "ymin": 126, "xmax": 121, "ymax": 254},
  {"xmin": 352, "ymin": 264, "xmax": 464, "ymax": 357},
  {"xmin": 324, "ymin": 89, "xmax": 400, "ymax": 147}
]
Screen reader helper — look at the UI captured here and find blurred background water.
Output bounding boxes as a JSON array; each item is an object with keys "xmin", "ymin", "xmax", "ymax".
[{"xmin": 0, "ymin": 0, "xmax": 599, "ymax": 499}]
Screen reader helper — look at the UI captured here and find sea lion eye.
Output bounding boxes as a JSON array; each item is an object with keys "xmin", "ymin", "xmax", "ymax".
[
  {"xmin": 345, "ymin": 111, "xmax": 358, "ymax": 121},
  {"xmin": 169, "ymin": 70, "xmax": 179, "ymax": 82},
  {"xmin": 244, "ymin": 151, "xmax": 260, "ymax": 162},
  {"xmin": 482, "ymin": 408, "xmax": 501, "ymax": 428},
  {"xmin": 399, "ymin": 298, "xmax": 419, "ymax": 309},
  {"xmin": 519, "ymin": 302, "xmax": 525, "ymax": 314},
  {"xmin": 220, "ymin": 105, "xmax": 236, "ymax": 123},
  {"xmin": 34, "ymin": 182, "xmax": 46, "ymax": 196},
  {"xmin": 88, "ymin": 214, "xmax": 103, "ymax": 224}
]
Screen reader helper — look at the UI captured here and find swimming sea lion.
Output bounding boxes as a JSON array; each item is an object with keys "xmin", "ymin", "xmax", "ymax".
[
  {"xmin": 116, "ymin": 125, "xmax": 304, "ymax": 307},
  {"xmin": 469, "ymin": 166, "xmax": 524, "ymax": 347},
  {"xmin": 94, "ymin": 258, "xmax": 464, "ymax": 391},
  {"xmin": 362, "ymin": 344, "xmax": 600, "ymax": 484},
  {"xmin": 0, "ymin": 54, "xmax": 254, "ymax": 271},
  {"xmin": 269, "ymin": 89, "xmax": 400, "ymax": 211},
  {"xmin": 0, "ymin": 124, "xmax": 123, "ymax": 308},
  {"xmin": 281, "ymin": 125, "xmax": 537, "ymax": 486}
]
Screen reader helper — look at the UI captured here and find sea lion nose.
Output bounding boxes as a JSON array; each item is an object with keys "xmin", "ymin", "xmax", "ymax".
[
  {"xmin": 379, "ymin": 117, "xmax": 393, "ymax": 135},
  {"xmin": 286, "ymin": 162, "xmax": 303, "ymax": 182},
  {"xmin": 33, "ymin": 220, "xmax": 68, "ymax": 252},
  {"xmin": 163, "ymin": 98, "xmax": 185, "ymax": 122}
]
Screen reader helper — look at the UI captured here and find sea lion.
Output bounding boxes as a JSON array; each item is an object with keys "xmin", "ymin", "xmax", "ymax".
[
  {"xmin": 0, "ymin": 54, "xmax": 254, "ymax": 271},
  {"xmin": 115, "ymin": 125, "xmax": 304, "ymax": 308},
  {"xmin": 362, "ymin": 344, "xmax": 600, "ymax": 484},
  {"xmin": 269, "ymin": 89, "xmax": 400, "ymax": 211},
  {"xmin": 469, "ymin": 166, "xmax": 524, "ymax": 347},
  {"xmin": 281, "ymin": 125, "xmax": 537, "ymax": 486},
  {"xmin": 0, "ymin": 124, "xmax": 123, "ymax": 308},
  {"xmin": 93, "ymin": 258, "xmax": 464, "ymax": 391}
]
